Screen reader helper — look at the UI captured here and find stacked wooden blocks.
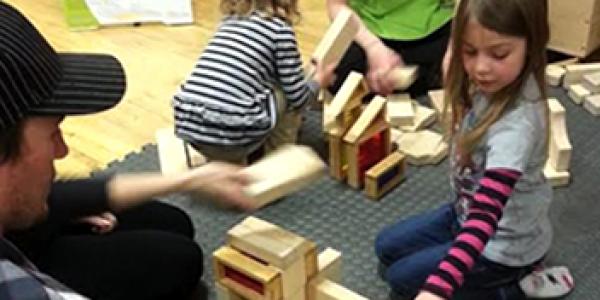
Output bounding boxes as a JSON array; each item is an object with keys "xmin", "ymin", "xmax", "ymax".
[
  {"xmin": 550, "ymin": 62, "xmax": 600, "ymax": 115},
  {"xmin": 213, "ymin": 216, "xmax": 368, "ymax": 300}
]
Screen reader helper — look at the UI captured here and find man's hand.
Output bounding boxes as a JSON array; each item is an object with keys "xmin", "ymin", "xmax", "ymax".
[
  {"xmin": 311, "ymin": 59, "xmax": 337, "ymax": 89},
  {"xmin": 78, "ymin": 212, "xmax": 118, "ymax": 234},
  {"xmin": 415, "ymin": 291, "xmax": 444, "ymax": 300},
  {"xmin": 182, "ymin": 162, "xmax": 255, "ymax": 211},
  {"xmin": 365, "ymin": 41, "xmax": 403, "ymax": 95}
]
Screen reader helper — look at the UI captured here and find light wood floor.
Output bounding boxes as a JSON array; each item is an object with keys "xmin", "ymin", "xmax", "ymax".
[{"xmin": 7, "ymin": 0, "xmax": 329, "ymax": 177}]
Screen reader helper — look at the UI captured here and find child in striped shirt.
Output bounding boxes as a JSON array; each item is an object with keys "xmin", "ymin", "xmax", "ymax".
[
  {"xmin": 173, "ymin": 0, "xmax": 333, "ymax": 164},
  {"xmin": 375, "ymin": 0, "xmax": 572, "ymax": 299}
]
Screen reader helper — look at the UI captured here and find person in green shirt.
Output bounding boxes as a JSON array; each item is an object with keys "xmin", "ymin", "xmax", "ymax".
[{"xmin": 327, "ymin": 0, "xmax": 454, "ymax": 97}]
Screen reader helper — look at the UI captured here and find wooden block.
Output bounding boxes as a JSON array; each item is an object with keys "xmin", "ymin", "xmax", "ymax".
[
  {"xmin": 216, "ymin": 282, "xmax": 244, "ymax": 300},
  {"xmin": 213, "ymin": 246, "xmax": 282, "ymax": 300},
  {"xmin": 396, "ymin": 130, "xmax": 448, "ymax": 165},
  {"xmin": 279, "ymin": 251, "xmax": 307, "ymax": 299},
  {"xmin": 399, "ymin": 101, "xmax": 437, "ymax": 132},
  {"xmin": 364, "ymin": 152, "xmax": 406, "ymax": 200},
  {"xmin": 544, "ymin": 162, "xmax": 570, "ymax": 187},
  {"xmin": 428, "ymin": 89, "xmax": 445, "ymax": 114},
  {"xmin": 307, "ymin": 7, "xmax": 359, "ymax": 78},
  {"xmin": 227, "ymin": 216, "xmax": 312, "ymax": 269},
  {"xmin": 316, "ymin": 248, "xmax": 342, "ymax": 283},
  {"xmin": 328, "ymin": 128, "xmax": 346, "ymax": 180},
  {"xmin": 314, "ymin": 279, "xmax": 368, "ymax": 300},
  {"xmin": 155, "ymin": 127, "xmax": 206, "ymax": 175},
  {"xmin": 288, "ymin": 286, "xmax": 306, "ymax": 300},
  {"xmin": 324, "ymin": 72, "xmax": 367, "ymax": 130},
  {"xmin": 547, "ymin": 98, "xmax": 572, "ymax": 172},
  {"xmin": 319, "ymin": 89, "xmax": 334, "ymax": 113},
  {"xmin": 428, "ymin": 89, "xmax": 451, "ymax": 128},
  {"xmin": 582, "ymin": 71, "xmax": 600, "ymax": 93},
  {"xmin": 545, "ymin": 65, "xmax": 566, "ymax": 87},
  {"xmin": 563, "ymin": 63, "xmax": 600, "ymax": 88},
  {"xmin": 568, "ymin": 84, "xmax": 590, "ymax": 104},
  {"xmin": 304, "ymin": 241, "xmax": 319, "ymax": 280},
  {"xmin": 307, "ymin": 248, "xmax": 343, "ymax": 300},
  {"xmin": 584, "ymin": 94, "xmax": 600, "ymax": 116},
  {"xmin": 387, "ymin": 95, "xmax": 414, "ymax": 127},
  {"xmin": 344, "ymin": 96, "xmax": 387, "ymax": 143},
  {"xmin": 242, "ymin": 145, "xmax": 326, "ymax": 208},
  {"xmin": 388, "ymin": 66, "xmax": 418, "ymax": 90},
  {"xmin": 344, "ymin": 119, "xmax": 391, "ymax": 189}
]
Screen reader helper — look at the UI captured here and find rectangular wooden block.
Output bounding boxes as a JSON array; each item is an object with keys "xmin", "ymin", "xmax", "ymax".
[
  {"xmin": 568, "ymin": 84, "xmax": 591, "ymax": 104},
  {"xmin": 544, "ymin": 162, "xmax": 570, "ymax": 187},
  {"xmin": 387, "ymin": 96, "xmax": 414, "ymax": 127},
  {"xmin": 227, "ymin": 216, "xmax": 312, "ymax": 269},
  {"xmin": 328, "ymin": 128, "xmax": 347, "ymax": 181},
  {"xmin": 344, "ymin": 96, "xmax": 387, "ymax": 143},
  {"xmin": 155, "ymin": 127, "xmax": 206, "ymax": 175},
  {"xmin": 399, "ymin": 101, "xmax": 437, "ymax": 132},
  {"xmin": 582, "ymin": 71, "xmax": 600, "ymax": 93},
  {"xmin": 242, "ymin": 145, "xmax": 326, "ymax": 208},
  {"xmin": 314, "ymin": 279, "xmax": 368, "ymax": 300},
  {"xmin": 213, "ymin": 246, "xmax": 282, "ymax": 300},
  {"xmin": 307, "ymin": 7, "xmax": 358, "ymax": 77},
  {"xmin": 547, "ymin": 98, "xmax": 572, "ymax": 172},
  {"xmin": 324, "ymin": 72, "xmax": 366, "ymax": 130},
  {"xmin": 563, "ymin": 63, "xmax": 600, "ymax": 88},
  {"xmin": 546, "ymin": 65, "xmax": 566, "ymax": 87},
  {"xmin": 584, "ymin": 94, "xmax": 600, "ymax": 116},
  {"xmin": 364, "ymin": 152, "xmax": 406, "ymax": 200}
]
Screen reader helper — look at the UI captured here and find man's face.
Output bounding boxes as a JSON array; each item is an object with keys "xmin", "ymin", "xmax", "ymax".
[{"xmin": 5, "ymin": 116, "xmax": 68, "ymax": 230}]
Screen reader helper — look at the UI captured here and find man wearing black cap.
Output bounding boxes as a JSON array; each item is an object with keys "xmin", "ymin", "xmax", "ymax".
[{"xmin": 0, "ymin": 2, "xmax": 254, "ymax": 299}]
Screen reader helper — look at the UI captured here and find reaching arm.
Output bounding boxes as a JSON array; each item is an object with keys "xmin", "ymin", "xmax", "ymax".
[
  {"xmin": 326, "ymin": 0, "xmax": 403, "ymax": 95},
  {"xmin": 419, "ymin": 168, "xmax": 522, "ymax": 299},
  {"xmin": 107, "ymin": 162, "xmax": 254, "ymax": 212},
  {"xmin": 48, "ymin": 162, "xmax": 255, "ymax": 223}
]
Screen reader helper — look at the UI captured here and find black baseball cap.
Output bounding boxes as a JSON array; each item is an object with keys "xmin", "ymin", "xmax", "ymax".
[{"xmin": 0, "ymin": 2, "xmax": 126, "ymax": 130}]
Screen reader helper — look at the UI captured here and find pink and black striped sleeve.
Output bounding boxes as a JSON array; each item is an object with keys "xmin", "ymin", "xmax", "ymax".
[{"xmin": 421, "ymin": 168, "xmax": 522, "ymax": 299}]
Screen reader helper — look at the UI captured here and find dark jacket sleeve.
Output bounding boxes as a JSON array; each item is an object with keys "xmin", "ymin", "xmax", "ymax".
[{"xmin": 46, "ymin": 176, "xmax": 112, "ymax": 223}]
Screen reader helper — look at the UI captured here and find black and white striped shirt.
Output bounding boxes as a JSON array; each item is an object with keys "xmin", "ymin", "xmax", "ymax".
[{"xmin": 173, "ymin": 11, "xmax": 316, "ymax": 146}]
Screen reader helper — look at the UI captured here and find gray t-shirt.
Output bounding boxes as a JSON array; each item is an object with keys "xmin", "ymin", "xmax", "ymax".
[{"xmin": 451, "ymin": 75, "xmax": 553, "ymax": 266}]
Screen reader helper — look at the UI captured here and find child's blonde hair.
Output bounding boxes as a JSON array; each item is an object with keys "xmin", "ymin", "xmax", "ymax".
[
  {"xmin": 443, "ymin": 0, "xmax": 549, "ymax": 165},
  {"xmin": 220, "ymin": 0, "xmax": 300, "ymax": 24}
]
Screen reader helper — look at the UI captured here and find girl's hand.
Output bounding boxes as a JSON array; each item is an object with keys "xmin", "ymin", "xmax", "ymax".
[
  {"xmin": 182, "ymin": 162, "xmax": 256, "ymax": 211},
  {"xmin": 365, "ymin": 41, "xmax": 403, "ymax": 95},
  {"xmin": 78, "ymin": 212, "xmax": 117, "ymax": 234},
  {"xmin": 415, "ymin": 291, "xmax": 444, "ymax": 300}
]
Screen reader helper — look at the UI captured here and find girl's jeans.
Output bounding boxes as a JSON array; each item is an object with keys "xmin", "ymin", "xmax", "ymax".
[{"xmin": 375, "ymin": 203, "xmax": 539, "ymax": 299}]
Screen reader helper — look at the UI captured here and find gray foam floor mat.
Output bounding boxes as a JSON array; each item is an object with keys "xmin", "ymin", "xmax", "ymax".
[{"xmin": 95, "ymin": 87, "xmax": 599, "ymax": 299}]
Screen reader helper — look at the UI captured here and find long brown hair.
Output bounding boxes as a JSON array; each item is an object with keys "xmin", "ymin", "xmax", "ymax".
[
  {"xmin": 220, "ymin": 0, "xmax": 301, "ymax": 24},
  {"xmin": 443, "ymin": 0, "xmax": 549, "ymax": 164}
]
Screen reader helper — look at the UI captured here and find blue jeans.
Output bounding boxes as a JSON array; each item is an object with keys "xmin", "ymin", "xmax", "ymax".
[{"xmin": 375, "ymin": 204, "xmax": 535, "ymax": 300}]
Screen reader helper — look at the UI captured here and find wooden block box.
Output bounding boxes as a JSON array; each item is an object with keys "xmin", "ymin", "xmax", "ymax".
[{"xmin": 549, "ymin": 0, "xmax": 600, "ymax": 57}]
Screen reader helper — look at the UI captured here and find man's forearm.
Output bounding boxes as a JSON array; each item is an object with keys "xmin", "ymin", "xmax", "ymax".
[{"xmin": 106, "ymin": 172, "xmax": 189, "ymax": 211}]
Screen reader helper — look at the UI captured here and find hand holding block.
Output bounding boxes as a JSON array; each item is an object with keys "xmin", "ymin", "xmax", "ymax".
[
  {"xmin": 388, "ymin": 66, "xmax": 418, "ymax": 90},
  {"xmin": 241, "ymin": 145, "xmax": 326, "ymax": 208}
]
